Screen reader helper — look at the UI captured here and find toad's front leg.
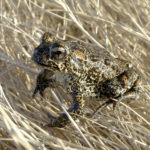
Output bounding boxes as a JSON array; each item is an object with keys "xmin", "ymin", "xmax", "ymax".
[
  {"xmin": 45, "ymin": 97, "xmax": 85, "ymax": 128},
  {"xmin": 32, "ymin": 69, "xmax": 55, "ymax": 98}
]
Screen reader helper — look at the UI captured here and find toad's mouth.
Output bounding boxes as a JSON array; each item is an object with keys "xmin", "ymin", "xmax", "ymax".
[
  {"xmin": 33, "ymin": 58, "xmax": 59, "ymax": 70},
  {"xmin": 37, "ymin": 63, "xmax": 50, "ymax": 67}
]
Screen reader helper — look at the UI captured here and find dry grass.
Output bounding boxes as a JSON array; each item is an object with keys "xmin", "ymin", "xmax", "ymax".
[{"xmin": 0, "ymin": 0, "xmax": 150, "ymax": 149}]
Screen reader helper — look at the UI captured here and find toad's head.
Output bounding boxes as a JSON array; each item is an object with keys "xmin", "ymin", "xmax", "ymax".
[{"xmin": 32, "ymin": 32, "xmax": 69, "ymax": 71}]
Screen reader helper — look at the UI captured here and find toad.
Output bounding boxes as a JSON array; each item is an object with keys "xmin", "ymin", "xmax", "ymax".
[{"xmin": 32, "ymin": 32, "xmax": 140, "ymax": 127}]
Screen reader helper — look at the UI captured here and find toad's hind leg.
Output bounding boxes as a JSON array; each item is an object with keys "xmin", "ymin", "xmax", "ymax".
[
  {"xmin": 93, "ymin": 70, "xmax": 140, "ymax": 116},
  {"xmin": 45, "ymin": 98, "xmax": 85, "ymax": 128}
]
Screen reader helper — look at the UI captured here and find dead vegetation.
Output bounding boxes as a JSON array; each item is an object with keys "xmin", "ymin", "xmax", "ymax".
[{"xmin": 0, "ymin": 0, "xmax": 150, "ymax": 149}]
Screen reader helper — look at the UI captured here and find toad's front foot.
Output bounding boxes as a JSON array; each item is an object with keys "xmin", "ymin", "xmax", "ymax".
[
  {"xmin": 32, "ymin": 69, "xmax": 54, "ymax": 98},
  {"xmin": 44, "ymin": 100, "xmax": 85, "ymax": 128},
  {"xmin": 45, "ymin": 113, "xmax": 69, "ymax": 128}
]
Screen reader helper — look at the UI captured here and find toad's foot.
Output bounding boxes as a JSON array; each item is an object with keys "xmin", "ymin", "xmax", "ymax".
[
  {"xmin": 93, "ymin": 70, "xmax": 140, "ymax": 116},
  {"xmin": 45, "ymin": 99, "xmax": 85, "ymax": 128},
  {"xmin": 32, "ymin": 69, "xmax": 54, "ymax": 99}
]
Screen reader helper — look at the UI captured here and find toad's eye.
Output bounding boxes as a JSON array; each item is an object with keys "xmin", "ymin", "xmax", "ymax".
[{"xmin": 50, "ymin": 43, "xmax": 66, "ymax": 60}]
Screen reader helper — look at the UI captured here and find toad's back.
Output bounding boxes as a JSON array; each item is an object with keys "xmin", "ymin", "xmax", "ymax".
[{"xmin": 65, "ymin": 41, "xmax": 130, "ymax": 83}]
